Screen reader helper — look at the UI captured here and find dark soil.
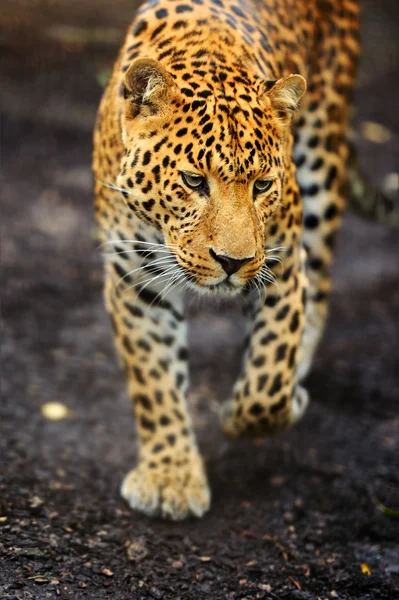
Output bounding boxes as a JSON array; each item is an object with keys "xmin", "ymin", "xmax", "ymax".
[{"xmin": 1, "ymin": 1, "xmax": 398, "ymax": 599}]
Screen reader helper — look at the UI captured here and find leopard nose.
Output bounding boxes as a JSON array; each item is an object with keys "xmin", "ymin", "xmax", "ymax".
[{"xmin": 209, "ymin": 249, "xmax": 252, "ymax": 276}]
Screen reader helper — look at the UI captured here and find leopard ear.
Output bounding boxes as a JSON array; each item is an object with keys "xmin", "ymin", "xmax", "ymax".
[
  {"xmin": 266, "ymin": 74, "xmax": 306, "ymax": 120},
  {"xmin": 124, "ymin": 58, "xmax": 176, "ymax": 119}
]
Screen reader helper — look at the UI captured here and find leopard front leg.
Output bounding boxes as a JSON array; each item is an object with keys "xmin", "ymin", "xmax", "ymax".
[
  {"xmin": 104, "ymin": 265, "xmax": 210, "ymax": 520},
  {"xmin": 221, "ymin": 246, "xmax": 309, "ymax": 438}
]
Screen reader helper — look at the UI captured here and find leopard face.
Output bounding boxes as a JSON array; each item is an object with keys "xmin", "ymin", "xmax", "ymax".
[{"xmin": 117, "ymin": 59, "xmax": 305, "ymax": 296}]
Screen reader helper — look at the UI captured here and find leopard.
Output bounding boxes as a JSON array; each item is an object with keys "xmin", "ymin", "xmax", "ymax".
[{"xmin": 92, "ymin": 0, "xmax": 396, "ymax": 520}]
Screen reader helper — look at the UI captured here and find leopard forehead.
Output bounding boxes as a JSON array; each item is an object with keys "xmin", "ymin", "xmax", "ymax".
[{"xmin": 122, "ymin": 80, "xmax": 284, "ymax": 184}]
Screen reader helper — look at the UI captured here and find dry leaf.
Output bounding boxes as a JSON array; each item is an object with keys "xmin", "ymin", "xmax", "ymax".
[
  {"xmin": 361, "ymin": 121, "xmax": 391, "ymax": 144},
  {"xmin": 288, "ymin": 575, "xmax": 301, "ymax": 590},
  {"xmin": 360, "ymin": 563, "xmax": 371, "ymax": 576},
  {"xmin": 126, "ymin": 537, "xmax": 149, "ymax": 562},
  {"xmin": 41, "ymin": 402, "xmax": 70, "ymax": 421},
  {"xmin": 258, "ymin": 583, "xmax": 272, "ymax": 592},
  {"xmin": 102, "ymin": 568, "xmax": 113, "ymax": 577}
]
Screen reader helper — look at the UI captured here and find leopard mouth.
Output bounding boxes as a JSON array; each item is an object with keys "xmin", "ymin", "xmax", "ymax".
[{"xmin": 185, "ymin": 273, "xmax": 247, "ymax": 297}]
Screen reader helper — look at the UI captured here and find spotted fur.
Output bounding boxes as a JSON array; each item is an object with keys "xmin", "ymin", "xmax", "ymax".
[{"xmin": 93, "ymin": 0, "xmax": 361, "ymax": 519}]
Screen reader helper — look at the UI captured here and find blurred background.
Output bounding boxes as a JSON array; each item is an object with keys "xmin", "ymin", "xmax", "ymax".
[{"xmin": 1, "ymin": 1, "xmax": 398, "ymax": 598}]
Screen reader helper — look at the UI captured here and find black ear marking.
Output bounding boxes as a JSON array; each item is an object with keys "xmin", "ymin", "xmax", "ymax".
[{"xmin": 264, "ymin": 80, "xmax": 277, "ymax": 92}]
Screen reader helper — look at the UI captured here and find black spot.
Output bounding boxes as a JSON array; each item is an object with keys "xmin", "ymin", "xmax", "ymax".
[
  {"xmin": 270, "ymin": 394, "xmax": 287, "ymax": 414},
  {"xmin": 160, "ymin": 415, "xmax": 170, "ymax": 426},
  {"xmin": 176, "ymin": 373, "xmax": 185, "ymax": 388},
  {"xmin": 133, "ymin": 20, "xmax": 147, "ymax": 36},
  {"xmin": 125, "ymin": 303, "xmax": 143, "ymax": 318},
  {"xmin": 177, "ymin": 347, "xmax": 188, "ymax": 360},
  {"xmin": 135, "ymin": 171, "xmax": 145, "ymax": 184},
  {"xmin": 304, "ymin": 213, "xmax": 319, "ymax": 229},
  {"xmin": 112, "ymin": 262, "xmax": 130, "ymax": 282},
  {"xmin": 174, "ymin": 408, "xmax": 185, "ymax": 421},
  {"xmin": 253, "ymin": 355, "xmax": 266, "ymax": 367},
  {"xmin": 176, "ymin": 127, "xmax": 188, "ymax": 137},
  {"xmin": 260, "ymin": 331, "xmax": 277, "ymax": 345},
  {"xmin": 254, "ymin": 320, "xmax": 266, "ymax": 333},
  {"xmin": 313, "ymin": 291, "xmax": 327, "ymax": 302},
  {"xmin": 288, "ymin": 346, "xmax": 297, "ymax": 369},
  {"xmin": 275, "ymin": 304, "xmax": 290, "ymax": 321},
  {"xmin": 269, "ymin": 373, "xmax": 282, "ymax": 397},
  {"xmin": 205, "ymin": 135, "xmax": 215, "ymax": 147},
  {"xmin": 323, "ymin": 204, "xmax": 338, "ymax": 225},
  {"xmin": 142, "ymin": 151, "xmax": 151, "ymax": 166},
  {"xmin": 231, "ymin": 5, "xmax": 245, "ymax": 17},
  {"xmin": 181, "ymin": 87, "xmax": 194, "ymax": 97},
  {"xmin": 151, "ymin": 22, "xmax": 167, "ymax": 40},
  {"xmin": 301, "ymin": 184, "xmax": 319, "ymax": 197},
  {"xmin": 278, "ymin": 262, "xmax": 293, "ymax": 281},
  {"xmin": 275, "ymin": 343, "xmax": 288, "ymax": 362},
  {"xmin": 143, "ymin": 199, "xmax": 155, "ymax": 211},
  {"xmin": 249, "ymin": 402, "xmax": 265, "ymax": 416},
  {"xmin": 308, "ymin": 135, "xmax": 319, "ymax": 148},
  {"xmin": 133, "ymin": 366, "xmax": 146, "ymax": 385},
  {"xmin": 257, "ymin": 374, "xmax": 269, "ymax": 392},
  {"xmin": 149, "ymin": 369, "xmax": 161, "ymax": 380},
  {"xmin": 155, "ymin": 390, "xmax": 163, "ymax": 405},
  {"xmin": 167, "ymin": 433, "xmax": 176, "ymax": 446},
  {"xmin": 294, "ymin": 154, "xmax": 306, "ymax": 168},
  {"xmin": 325, "ymin": 165, "xmax": 338, "ymax": 189},
  {"xmin": 135, "ymin": 394, "xmax": 152, "ymax": 411},
  {"xmin": 155, "ymin": 8, "xmax": 168, "ymax": 18},
  {"xmin": 264, "ymin": 295, "xmax": 278, "ymax": 307},
  {"xmin": 309, "ymin": 257, "xmax": 323, "ymax": 270},
  {"xmin": 153, "ymin": 443, "xmax": 164, "ymax": 453},
  {"xmin": 176, "ymin": 4, "xmax": 193, "ymax": 13},
  {"xmin": 154, "ymin": 136, "xmax": 168, "ymax": 152},
  {"xmin": 122, "ymin": 336, "xmax": 134, "ymax": 354},
  {"xmin": 310, "ymin": 157, "xmax": 324, "ymax": 171},
  {"xmin": 170, "ymin": 390, "xmax": 179, "ymax": 404},
  {"xmin": 137, "ymin": 339, "xmax": 151, "ymax": 352},
  {"xmin": 173, "ymin": 20, "xmax": 188, "ymax": 29},
  {"xmin": 289, "ymin": 310, "xmax": 300, "ymax": 333},
  {"xmin": 140, "ymin": 415, "xmax": 155, "ymax": 431}
]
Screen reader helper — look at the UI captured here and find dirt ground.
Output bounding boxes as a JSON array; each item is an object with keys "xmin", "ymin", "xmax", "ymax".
[{"xmin": 0, "ymin": 1, "xmax": 398, "ymax": 599}]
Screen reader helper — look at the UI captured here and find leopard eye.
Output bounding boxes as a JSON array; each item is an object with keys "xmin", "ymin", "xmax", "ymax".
[
  {"xmin": 181, "ymin": 172, "xmax": 206, "ymax": 190},
  {"xmin": 253, "ymin": 179, "xmax": 274, "ymax": 195}
]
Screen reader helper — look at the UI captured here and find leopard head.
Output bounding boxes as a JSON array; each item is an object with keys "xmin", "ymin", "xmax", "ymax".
[{"xmin": 118, "ymin": 58, "xmax": 305, "ymax": 296}]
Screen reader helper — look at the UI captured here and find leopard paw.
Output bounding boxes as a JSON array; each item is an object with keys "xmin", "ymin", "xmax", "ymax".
[
  {"xmin": 121, "ymin": 452, "xmax": 210, "ymax": 520},
  {"xmin": 220, "ymin": 384, "xmax": 309, "ymax": 439}
]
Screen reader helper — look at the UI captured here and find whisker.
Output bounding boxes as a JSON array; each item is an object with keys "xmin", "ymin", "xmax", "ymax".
[
  {"xmin": 100, "ymin": 239, "xmax": 178, "ymax": 250},
  {"xmin": 122, "ymin": 264, "xmax": 179, "ymax": 297},
  {"xmin": 148, "ymin": 269, "xmax": 186, "ymax": 309},
  {"xmin": 265, "ymin": 246, "xmax": 287, "ymax": 254},
  {"xmin": 113, "ymin": 256, "xmax": 177, "ymax": 288}
]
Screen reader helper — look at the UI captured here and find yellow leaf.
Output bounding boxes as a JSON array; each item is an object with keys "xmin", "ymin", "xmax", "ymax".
[
  {"xmin": 360, "ymin": 563, "xmax": 371, "ymax": 576},
  {"xmin": 361, "ymin": 121, "xmax": 391, "ymax": 144},
  {"xmin": 41, "ymin": 402, "xmax": 70, "ymax": 421}
]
